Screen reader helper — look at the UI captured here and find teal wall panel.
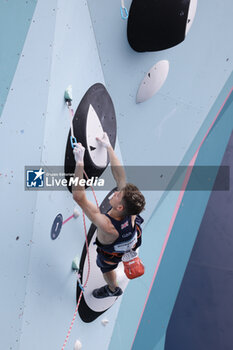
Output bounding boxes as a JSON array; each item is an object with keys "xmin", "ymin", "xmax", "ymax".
[
  {"xmin": 0, "ymin": 1, "xmax": 58, "ymax": 349},
  {"xmin": 109, "ymin": 68, "xmax": 233, "ymax": 350},
  {"xmin": 0, "ymin": 0, "xmax": 37, "ymax": 116}
]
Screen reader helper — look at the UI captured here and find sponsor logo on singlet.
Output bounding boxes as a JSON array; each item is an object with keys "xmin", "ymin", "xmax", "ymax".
[
  {"xmin": 122, "ymin": 232, "xmax": 133, "ymax": 238},
  {"xmin": 114, "ymin": 233, "xmax": 137, "ymax": 253},
  {"xmin": 121, "ymin": 221, "xmax": 129, "ymax": 230}
]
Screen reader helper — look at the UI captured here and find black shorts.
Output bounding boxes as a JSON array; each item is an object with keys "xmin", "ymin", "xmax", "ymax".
[{"xmin": 96, "ymin": 249, "xmax": 122, "ymax": 273}]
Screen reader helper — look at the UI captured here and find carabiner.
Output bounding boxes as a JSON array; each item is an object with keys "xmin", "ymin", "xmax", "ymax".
[
  {"xmin": 70, "ymin": 135, "xmax": 78, "ymax": 149},
  {"xmin": 77, "ymin": 273, "xmax": 85, "ymax": 292},
  {"xmin": 121, "ymin": 6, "xmax": 128, "ymax": 20}
]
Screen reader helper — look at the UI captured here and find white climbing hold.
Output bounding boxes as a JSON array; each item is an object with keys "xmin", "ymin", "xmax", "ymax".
[
  {"xmin": 86, "ymin": 104, "xmax": 108, "ymax": 168},
  {"xmin": 136, "ymin": 60, "xmax": 169, "ymax": 103},
  {"xmin": 101, "ymin": 318, "xmax": 109, "ymax": 326},
  {"xmin": 74, "ymin": 339, "xmax": 82, "ymax": 350},
  {"xmin": 73, "ymin": 208, "xmax": 80, "ymax": 218},
  {"xmin": 185, "ymin": 0, "xmax": 198, "ymax": 35}
]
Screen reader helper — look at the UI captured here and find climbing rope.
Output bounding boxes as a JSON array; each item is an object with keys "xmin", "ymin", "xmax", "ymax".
[
  {"xmin": 61, "ymin": 190, "xmax": 99, "ymax": 350},
  {"xmin": 61, "ymin": 91, "xmax": 99, "ymax": 350},
  {"xmin": 61, "ymin": 212, "xmax": 90, "ymax": 350}
]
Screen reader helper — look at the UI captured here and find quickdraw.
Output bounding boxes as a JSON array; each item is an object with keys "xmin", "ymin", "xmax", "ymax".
[
  {"xmin": 120, "ymin": 0, "xmax": 128, "ymax": 19},
  {"xmin": 64, "ymin": 85, "xmax": 78, "ymax": 149}
]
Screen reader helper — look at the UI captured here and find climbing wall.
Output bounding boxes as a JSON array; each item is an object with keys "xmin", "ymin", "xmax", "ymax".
[
  {"xmin": 1, "ymin": 0, "xmax": 233, "ymax": 349},
  {"xmin": 0, "ymin": 1, "xmax": 125, "ymax": 349}
]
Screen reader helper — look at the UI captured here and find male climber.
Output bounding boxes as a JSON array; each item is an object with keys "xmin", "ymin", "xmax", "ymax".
[{"xmin": 72, "ymin": 132, "xmax": 145, "ymax": 298}]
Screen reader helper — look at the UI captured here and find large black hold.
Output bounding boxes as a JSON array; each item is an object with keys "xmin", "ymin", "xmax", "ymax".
[
  {"xmin": 127, "ymin": 0, "xmax": 191, "ymax": 52},
  {"xmin": 64, "ymin": 83, "xmax": 117, "ymax": 193}
]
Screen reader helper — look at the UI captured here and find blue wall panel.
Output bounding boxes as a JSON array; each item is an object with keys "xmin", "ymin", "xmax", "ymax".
[{"xmin": 0, "ymin": 0, "xmax": 37, "ymax": 116}]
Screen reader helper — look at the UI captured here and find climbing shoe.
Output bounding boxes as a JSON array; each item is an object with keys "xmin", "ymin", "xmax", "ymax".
[{"xmin": 92, "ymin": 285, "xmax": 123, "ymax": 299}]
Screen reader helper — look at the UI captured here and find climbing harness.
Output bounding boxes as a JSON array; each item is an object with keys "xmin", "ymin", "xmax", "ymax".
[
  {"xmin": 120, "ymin": 0, "xmax": 128, "ymax": 19},
  {"xmin": 96, "ymin": 220, "xmax": 144, "ymax": 278}
]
